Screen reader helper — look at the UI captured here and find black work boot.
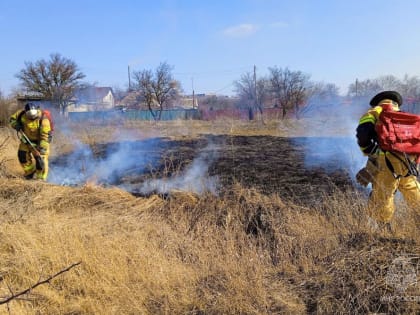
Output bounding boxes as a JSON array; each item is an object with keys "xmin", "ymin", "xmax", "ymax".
[{"xmin": 24, "ymin": 171, "xmax": 35, "ymax": 180}]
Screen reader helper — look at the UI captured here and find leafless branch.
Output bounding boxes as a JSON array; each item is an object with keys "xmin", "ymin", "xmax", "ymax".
[{"xmin": 0, "ymin": 261, "xmax": 81, "ymax": 305}]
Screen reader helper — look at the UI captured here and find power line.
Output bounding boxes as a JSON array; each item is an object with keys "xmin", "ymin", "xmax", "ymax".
[
  {"xmin": 173, "ymin": 65, "xmax": 252, "ymax": 77},
  {"xmin": 214, "ymin": 82, "xmax": 235, "ymax": 93}
]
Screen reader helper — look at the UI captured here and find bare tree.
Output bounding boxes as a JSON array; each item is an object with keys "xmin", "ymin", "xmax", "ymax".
[
  {"xmin": 375, "ymin": 75, "xmax": 401, "ymax": 91},
  {"xmin": 347, "ymin": 74, "xmax": 420, "ymax": 112},
  {"xmin": 399, "ymin": 74, "xmax": 420, "ymax": 113},
  {"xmin": 234, "ymin": 71, "xmax": 268, "ymax": 121},
  {"xmin": 16, "ymin": 53, "xmax": 85, "ymax": 114},
  {"xmin": 399, "ymin": 74, "xmax": 420, "ymax": 97},
  {"xmin": 269, "ymin": 66, "xmax": 310, "ymax": 119},
  {"xmin": 132, "ymin": 62, "xmax": 180, "ymax": 121},
  {"xmin": 112, "ymin": 85, "xmax": 129, "ymax": 104},
  {"xmin": 199, "ymin": 95, "xmax": 235, "ymax": 110},
  {"xmin": 298, "ymin": 82, "xmax": 341, "ymax": 117},
  {"xmin": 347, "ymin": 78, "xmax": 382, "ymax": 98}
]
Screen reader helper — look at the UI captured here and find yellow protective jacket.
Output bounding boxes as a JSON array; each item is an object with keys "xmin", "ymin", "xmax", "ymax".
[
  {"xmin": 357, "ymin": 100, "xmax": 419, "ymax": 160},
  {"xmin": 357, "ymin": 100, "xmax": 420, "ymax": 222},
  {"xmin": 9, "ymin": 109, "xmax": 51, "ymax": 151},
  {"xmin": 356, "ymin": 100, "xmax": 399, "ymax": 155}
]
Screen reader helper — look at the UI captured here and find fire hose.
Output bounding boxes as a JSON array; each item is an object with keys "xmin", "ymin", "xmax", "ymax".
[{"xmin": 17, "ymin": 130, "xmax": 45, "ymax": 171}]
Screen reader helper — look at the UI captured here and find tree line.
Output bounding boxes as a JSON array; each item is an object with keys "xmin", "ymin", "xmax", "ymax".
[{"xmin": 2, "ymin": 53, "xmax": 420, "ymax": 121}]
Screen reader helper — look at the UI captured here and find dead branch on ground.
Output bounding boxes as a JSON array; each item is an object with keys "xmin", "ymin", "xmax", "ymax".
[{"xmin": 0, "ymin": 261, "xmax": 81, "ymax": 305}]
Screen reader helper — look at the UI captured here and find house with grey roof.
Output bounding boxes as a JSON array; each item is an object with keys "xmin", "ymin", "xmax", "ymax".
[{"xmin": 67, "ymin": 87, "xmax": 115, "ymax": 112}]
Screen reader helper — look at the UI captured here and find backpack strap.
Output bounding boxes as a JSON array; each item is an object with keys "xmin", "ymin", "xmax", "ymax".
[
  {"xmin": 39, "ymin": 110, "xmax": 46, "ymax": 129},
  {"xmin": 384, "ymin": 151, "xmax": 419, "ymax": 179},
  {"xmin": 17, "ymin": 109, "xmax": 25, "ymax": 124}
]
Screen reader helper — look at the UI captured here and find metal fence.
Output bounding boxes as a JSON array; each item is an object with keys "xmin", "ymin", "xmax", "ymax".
[
  {"xmin": 68, "ymin": 109, "xmax": 201, "ymax": 121},
  {"xmin": 67, "ymin": 108, "xmax": 286, "ymax": 122}
]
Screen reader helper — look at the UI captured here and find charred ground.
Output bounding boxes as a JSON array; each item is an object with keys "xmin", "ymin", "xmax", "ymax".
[{"xmin": 50, "ymin": 134, "xmax": 356, "ymax": 204}]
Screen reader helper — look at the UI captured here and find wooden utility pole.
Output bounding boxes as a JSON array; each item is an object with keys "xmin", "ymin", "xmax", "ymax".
[
  {"xmin": 128, "ymin": 65, "xmax": 131, "ymax": 91},
  {"xmin": 191, "ymin": 77, "xmax": 195, "ymax": 109},
  {"xmin": 253, "ymin": 65, "xmax": 258, "ymax": 107},
  {"xmin": 253, "ymin": 65, "xmax": 257, "ymax": 100},
  {"xmin": 355, "ymin": 78, "xmax": 358, "ymax": 97}
]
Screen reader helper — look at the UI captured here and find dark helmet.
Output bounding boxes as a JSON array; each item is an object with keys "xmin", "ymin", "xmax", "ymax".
[
  {"xmin": 24, "ymin": 102, "xmax": 39, "ymax": 120},
  {"xmin": 369, "ymin": 91, "xmax": 402, "ymax": 107}
]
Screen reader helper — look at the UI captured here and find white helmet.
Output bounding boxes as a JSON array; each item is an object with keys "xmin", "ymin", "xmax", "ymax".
[{"xmin": 24, "ymin": 103, "xmax": 39, "ymax": 120}]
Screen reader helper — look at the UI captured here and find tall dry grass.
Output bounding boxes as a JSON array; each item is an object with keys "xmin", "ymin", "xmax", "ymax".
[
  {"xmin": 0, "ymin": 179, "xmax": 418, "ymax": 314},
  {"xmin": 0, "ymin": 121, "xmax": 418, "ymax": 314}
]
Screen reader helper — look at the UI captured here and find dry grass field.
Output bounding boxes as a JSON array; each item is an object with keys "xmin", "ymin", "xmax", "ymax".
[{"xmin": 0, "ymin": 118, "xmax": 418, "ymax": 314}]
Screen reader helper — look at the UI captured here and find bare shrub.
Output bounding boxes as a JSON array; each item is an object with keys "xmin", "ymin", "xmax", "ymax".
[{"xmin": 0, "ymin": 96, "xmax": 17, "ymax": 127}]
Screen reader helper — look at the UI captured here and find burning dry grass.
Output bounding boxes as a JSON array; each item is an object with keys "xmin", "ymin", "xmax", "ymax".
[{"xmin": 0, "ymin": 123, "xmax": 418, "ymax": 314}]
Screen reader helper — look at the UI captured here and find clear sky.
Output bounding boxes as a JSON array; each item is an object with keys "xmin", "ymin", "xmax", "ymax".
[{"xmin": 1, "ymin": 0, "xmax": 420, "ymax": 96}]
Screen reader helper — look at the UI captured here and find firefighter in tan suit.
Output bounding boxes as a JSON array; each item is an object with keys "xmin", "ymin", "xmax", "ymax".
[{"xmin": 356, "ymin": 91, "xmax": 420, "ymax": 230}]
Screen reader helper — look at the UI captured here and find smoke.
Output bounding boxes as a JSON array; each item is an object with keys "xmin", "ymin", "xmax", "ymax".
[
  {"xmin": 48, "ymin": 126, "xmax": 219, "ymax": 195},
  {"xmin": 48, "ymin": 127, "xmax": 160, "ymax": 187},
  {"xmin": 127, "ymin": 145, "xmax": 219, "ymax": 195},
  {"xmin": 48, "ymin": 140, "xmax": 94, "ymax": 186},
  {"xmin": 48, "ymin": 97, "xmax": 369, "ymax": 196},
  {"xmin": 295, "ymin": 97, "xmax": 369, "ymax": 183},
  {"xmin": 294, "ymin": 136, "xmax": 364, "ymax": 180}
]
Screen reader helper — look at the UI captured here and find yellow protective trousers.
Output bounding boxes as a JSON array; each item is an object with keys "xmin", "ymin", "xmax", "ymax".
[
  {"xmin": 368, "ymin": 152, "xmax": 420, "ymax": 223},
  {"xmin": 18, "ymin": 142, "xmax": 49, "ymax": 180}
]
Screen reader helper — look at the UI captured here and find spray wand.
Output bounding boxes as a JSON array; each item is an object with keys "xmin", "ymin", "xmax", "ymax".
[{"xmin": 17, "ymin": 130, "xmax": 45, "ymax": 171}]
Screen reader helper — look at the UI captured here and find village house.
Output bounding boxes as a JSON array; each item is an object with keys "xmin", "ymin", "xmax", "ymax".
[{"xmin": 67, "ymin": 87, "xmax": 115, "ymax": 112}]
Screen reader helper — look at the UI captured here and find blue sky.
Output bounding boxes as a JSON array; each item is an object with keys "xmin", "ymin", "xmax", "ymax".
[{"xmin": 1, "ymin": 0, "xmax": 420, "ymax": 96}]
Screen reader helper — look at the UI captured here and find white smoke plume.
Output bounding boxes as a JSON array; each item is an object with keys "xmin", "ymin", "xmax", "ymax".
[
  {"xmin": 48, "ymin": 125, "xmax": 219, "ymax": 195},
  {"xmin": 296, "ymin": 96, "xmax": 369, "ymax": 183},
  {"xmin": 48, "ymin": 126, "xmax": 159, "ymax": 187},
  {"xmin": 132, "ymin": 145, "xmax": 219, "ymax": 195}
]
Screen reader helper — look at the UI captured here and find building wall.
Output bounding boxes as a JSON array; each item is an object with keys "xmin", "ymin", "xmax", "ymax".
[
  {"xmin": 102, "ymin": 91, "xmax": 115, "ymax": 109},
  {"xmin": 67, "ymin": 90, "xmax": 115, "ymax": 112}
]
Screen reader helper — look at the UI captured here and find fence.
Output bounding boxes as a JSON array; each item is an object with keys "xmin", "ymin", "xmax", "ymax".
[
  {"xmin": 67, "ymin": 107, "xmax": 288, "ymax": 122},
  {"xmin": 200, "ymin": 108, "xmax": 283, "ymax": 120},
  {"xmin": 68, "ymin": 109, "xmax": 200, "ymax": 121}
]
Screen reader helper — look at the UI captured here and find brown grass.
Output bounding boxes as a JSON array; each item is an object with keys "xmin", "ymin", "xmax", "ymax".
[{"xmin": 0, "ymin": 120, "xmax": 418, "ymax": 314}]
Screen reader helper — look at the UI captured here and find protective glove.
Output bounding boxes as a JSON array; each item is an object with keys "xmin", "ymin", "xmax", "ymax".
[
  {"xmin": 356, "ymin": 167, "xmax": 374, "ymax": 187},
  {"xmin": 38, "ymin": 147, "xmax": 47, "ymax": 155},
  {"xmin": 35, "ymin": 156, "xmax": 45, "ymax": 171}
]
